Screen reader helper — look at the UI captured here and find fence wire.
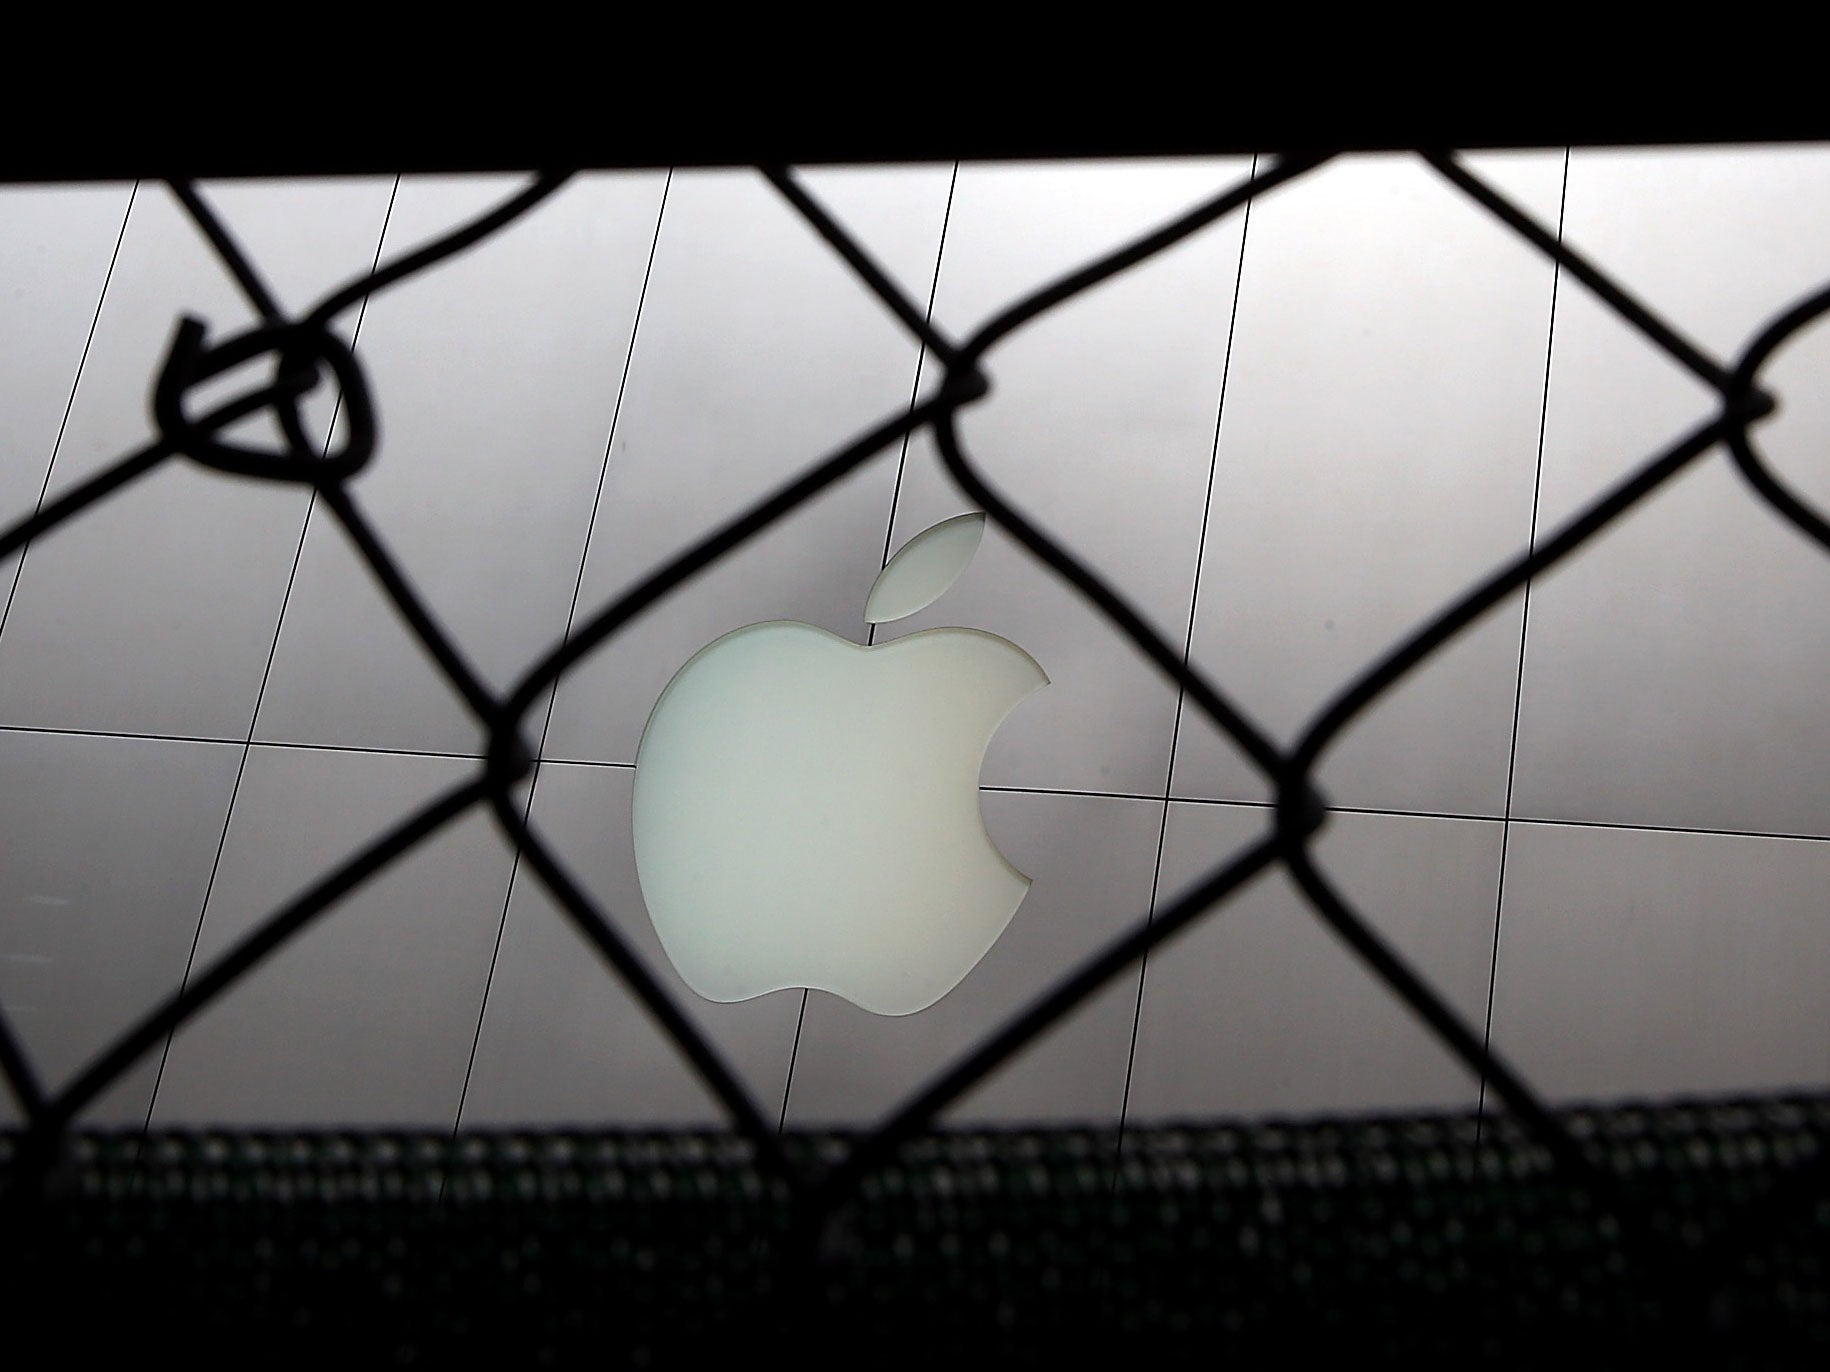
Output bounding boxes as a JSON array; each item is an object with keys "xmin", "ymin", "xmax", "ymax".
[{"xmin": 0, "ymin": 151, "xmax": 1826, "ymax": 1354}]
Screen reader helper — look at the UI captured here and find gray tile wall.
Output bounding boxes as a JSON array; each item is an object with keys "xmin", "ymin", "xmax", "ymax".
[{"xmin": 1, "ymin": 149, "xmax": 1824, "ymax": 1139}]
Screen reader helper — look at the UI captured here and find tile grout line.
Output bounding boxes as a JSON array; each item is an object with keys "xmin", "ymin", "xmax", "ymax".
[
  {"xmin": 778, "ymin": 164, "xmax": 960, "ymax": 1135},
  {"xmin": 0, "ymin": 181, "xmax": 138, "ymax": 646},
  {"xmin": 992, "ymin": 782, "xmax": 1830, "ymax": 845},
  {"xmin": 1112, "ymin": 154, "xmax": 1260, "ymax": 1186},
  {"xmin": 0, "ymin": 180, "xmax": 138, "ymax": 1154},
  {"xmin": 139, "ymin": 177, "xmax": 403, "ymax": 1137},
  {"xmin": 775, "ymin": 998, "xmax": 808, "ymax": 1135},
  {"xmin": 5, "ymin": 718, "xmax": 1822, "ymax": 844},
  {"xmin": 1475, "ymin": 148, "xmax": 1569, "ymax": 1143},
  {"xmin": 2, "ymin": 723, "xmax": 492, "ymax": 763},
  {"xmin": 450, "ymin": 170, "xmax": 674, "ymax": 1144},
  {"xmin": 866, "ymin": 159, "xmax": 960, "ymax": 645}
]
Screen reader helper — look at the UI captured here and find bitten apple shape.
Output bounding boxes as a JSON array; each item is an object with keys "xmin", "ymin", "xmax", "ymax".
[{"xmin": 631, "ymin": 514, "xmax": 1046, "ymax": 1016}]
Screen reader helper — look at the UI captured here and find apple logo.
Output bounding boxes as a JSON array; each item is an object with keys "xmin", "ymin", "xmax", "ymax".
[{"xmin": 631, "ymin": 512, "xmax": 1047, "ymax": 1016}]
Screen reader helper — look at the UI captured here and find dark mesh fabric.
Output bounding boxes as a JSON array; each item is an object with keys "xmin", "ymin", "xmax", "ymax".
[{"xmin": 5, "ymin": 1094, "xmax": 1826, "ymax": 1367}]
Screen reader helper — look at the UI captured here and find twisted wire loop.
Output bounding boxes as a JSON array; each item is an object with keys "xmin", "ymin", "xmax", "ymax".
[{"xmin": 0, "ymin": 148, "xmax": 1824, "ymax": 1346}]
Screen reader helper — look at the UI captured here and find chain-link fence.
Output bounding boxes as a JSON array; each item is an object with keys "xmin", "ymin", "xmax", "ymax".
[{"xmin": 1, "ymin": 150, "xmax": 1826, "ymax": 1362}]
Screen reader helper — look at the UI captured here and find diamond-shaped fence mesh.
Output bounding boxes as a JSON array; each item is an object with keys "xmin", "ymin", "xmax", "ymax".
[{"xmin": 1, "ymin": 150, "xmax": 1827, "ymax": 1362}]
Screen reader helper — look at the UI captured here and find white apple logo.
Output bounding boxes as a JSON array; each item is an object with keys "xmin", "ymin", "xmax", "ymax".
[{"xmin": 631, "ymin": 513, "xmax": 1047, "ymax": 1016}]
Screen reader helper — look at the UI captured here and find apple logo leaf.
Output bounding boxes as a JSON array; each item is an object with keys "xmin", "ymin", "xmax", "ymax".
[{"xmin": 864, "ymin": 512, "xmax": 986, "ymax": 624}]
